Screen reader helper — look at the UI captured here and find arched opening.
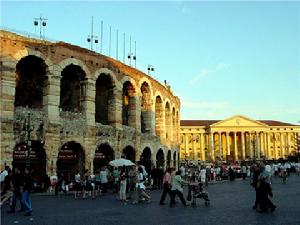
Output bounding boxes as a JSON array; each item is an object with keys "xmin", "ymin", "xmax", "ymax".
[
  {"xmin": 13, "ymin": 141, "xmax": 46, "ymax": 191},
  {"xmin": 165, "ymin": 102, "xmax": 171, "ymax": 140},
  {"xmin": 15, "ymin": 55, "xmax": 47, "ymax": 108},
  {"xmin": 93, "ymin": 144, "xmax": 114, "ymax": 172},
  {"xmin": 122, "ymin": 146, "xmax": 136, "ymax": 162},
  {"xmin": 140, "ymin": 82, "xmax": 151, "ymax": 133},
  {"xmin": 60, "ymin": 64, "xmax": 86, "ymax": 112},
  {"xmin": 95, "ymin": 74, "xmax": 114, "ymax": 124},
  {"xmin": 56, "ymin": 141, "xmax": 85, "ymax": 181},
  {"xmin": 155, "ymin": 96, "xmax": 163, "ymax": 139},
  {"xmin": 166, "ymin": 150, "xmax": 171, "ymax": 168},
  {"xmin": 173, "ymin": 151, "xmax": 177, "ymax": 168},
  {"xmin": 140, "ymin": 147, "xmax": 152, "ymax": 173},
  {"xmin": 122, "ymin": 81, "xmax": 135, "ymax": 126},
  {"xmin": 156, "ymin": 149, "xmax": 165, "ymax": 169}
]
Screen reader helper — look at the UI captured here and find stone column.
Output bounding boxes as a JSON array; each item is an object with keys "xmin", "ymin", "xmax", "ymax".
[
  {"xmin": 287, "ymin": 133, "xmax": 291, "ymax": 155},
  {"xmin": 226, "ymin": 132, "xmax": 230, "ymax": 160},
  {"xmin": 266, "ymin": 132, "xmax": 271, "ymax": 159},
  {"xmin": 200, "ymin": 133, "xmax": 205, "ymax": 161},
  {"xmin": 81, "ymin": 79, "xmax": 96, "ymax": 126},
  {"xmin": 185, "ymin": 134, "xmax": 188, "ymax": 159},
  {"xmin": 218, "ymin": 132, "xmax": 222, "ymax": 160},
  {"xmin": 43, "ymin": 72, "xmax": 60, "ymax": 123},
  {"xmin": 210, "ymin": 133, "xmax": 215, "ymax": 161},
  {"xmin": 264, "ymin": 133, "xmax": 268, "ymax": 159},
  {"xmin": 274, "ymin": 133, "xmax": 278, "ymax": 159},
  {"xmin": 256, "ymin": 132, "xmax": 260, "ymax": 160},
  {"xmin": 109, "ymin": 87, "xmax": 122, "ymax": 128},
  {"xmin": 128, "ymin": 96, "xmax": 141, "ymax": 131},
  {"xmin": 280, "ymin": 132, "xmax": 284, "ymax": 158},
  {"xmin": 241, "ymin": 132, "xmax": 245, "ymax": 160},
  {"xmin": 233, "ymin": 132, "xmax": 238, "ymax": 161},
  {"xmin": 249, "ymin": 132, "xmax": 253, "ymax": 159}
]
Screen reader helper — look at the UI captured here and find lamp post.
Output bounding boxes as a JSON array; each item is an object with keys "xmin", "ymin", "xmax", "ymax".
[
  {"xmin": 33, "ymin": 15, "xmax": 47, "ymax": 39},
  {"xmin": 147, "ymin": 65, "xmax": 155, "ymax": 75},
  {"xmin": 87, "ymin": 16, "xmax": 98, "ymax": 51}
]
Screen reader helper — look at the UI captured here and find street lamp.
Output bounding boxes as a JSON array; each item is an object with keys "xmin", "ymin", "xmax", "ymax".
[
  {"xmin": 87, "ymin": 16, "xmax": 98, "ymax": 51},
  {"xmin": 33, "ymin": 15, "xmax": 47, "ymax": 39},
  {"xmin": 127, "ymin": 53, "xmax": 136, "ymax": 67},
  {"xmin": 147, "ymin": 65, "xmax": 155, "ymax": 75}
]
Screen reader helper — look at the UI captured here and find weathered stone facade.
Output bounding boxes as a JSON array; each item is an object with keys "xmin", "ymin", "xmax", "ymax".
[{"xmin": 0, "ymin": 30, "xmax": 181, "ymax": 177}]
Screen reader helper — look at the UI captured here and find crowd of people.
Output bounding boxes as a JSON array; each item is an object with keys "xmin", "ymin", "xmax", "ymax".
[{"xmin": 1, "ymin": 160, "xmax": 300, "ymax": 216}]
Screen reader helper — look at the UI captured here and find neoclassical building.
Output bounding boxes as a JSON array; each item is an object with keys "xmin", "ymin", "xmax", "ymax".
[
  {"xmin": 180, "ymin": 115, "xmax": 300, "ymax": 162},
  {"xmin": 0, "ymin": 30, "xmax": 180, "ymax": 182}
]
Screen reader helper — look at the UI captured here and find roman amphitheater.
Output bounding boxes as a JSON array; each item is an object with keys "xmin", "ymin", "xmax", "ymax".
[{"xmin": 0, "ymin": 30, "xmax": 180, "ymax": 182}]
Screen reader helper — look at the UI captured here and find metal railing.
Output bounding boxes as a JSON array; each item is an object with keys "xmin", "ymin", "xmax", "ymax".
[{"xmin": 0, "ymin": 26, "xmax": 58, "ymax": 43}]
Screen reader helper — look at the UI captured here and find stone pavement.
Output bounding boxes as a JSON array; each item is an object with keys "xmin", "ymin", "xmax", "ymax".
[{"xmin": 1, "ymin": 175, "xmax": 300, "ymax": 225}]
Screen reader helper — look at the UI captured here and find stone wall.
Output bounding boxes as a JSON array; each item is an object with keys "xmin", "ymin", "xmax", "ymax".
[{"xmin": 0, "ymin": 30, "xmax": 180, "ymax": 173}]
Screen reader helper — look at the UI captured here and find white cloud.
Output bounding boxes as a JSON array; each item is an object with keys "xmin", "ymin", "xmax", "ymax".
[{"xmin": 189, "ymin": 62, "xmax": 230, "ymax": 86}]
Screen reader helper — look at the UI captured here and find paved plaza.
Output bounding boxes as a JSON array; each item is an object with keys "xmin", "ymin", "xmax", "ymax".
[{"xmin": 1, "ymin": 175, "xmax": 300, "ymax": 225}]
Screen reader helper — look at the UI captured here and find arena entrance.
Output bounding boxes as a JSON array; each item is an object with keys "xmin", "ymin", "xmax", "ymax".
[
  {"xmin": 56, "ymin": 141, "xmax": 85, "ymax": 180},
  {"xmin": 122, "ymin": 146, "xmax": 136, "ymax": 162},
  {"xmin": 140, "ymin": 147, "xmax": 152, "ymax": 173},
  {"xmin": 156, "ymin": 149, "xmax": 165, "ymax": 169},
  {"xmin": 13, "ymin": 141, "xmax": 46, "ymax": 191},
  {"xmin": 93, "ymin": 144, "xmax": 114, "ymax": 172}
]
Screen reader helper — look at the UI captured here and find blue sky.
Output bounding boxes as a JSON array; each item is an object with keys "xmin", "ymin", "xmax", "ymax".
[{"xmin": 1, "ymin": 1, "xmax": 300, "ymax": 124}]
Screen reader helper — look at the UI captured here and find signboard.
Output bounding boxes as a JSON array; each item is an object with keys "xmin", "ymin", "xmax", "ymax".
[
  {"xmin": 13, "ymin": 144, "xmax": 37, "ymax": 160},
  {"xmin": 58, "ymin": 148, "xmax": 77, "ymax": 161}
]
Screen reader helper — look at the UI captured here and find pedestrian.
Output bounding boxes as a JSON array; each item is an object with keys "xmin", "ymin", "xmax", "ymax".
[
  {"xmin": 257, "ymin": 176, "xmax": 276, "ymax": 213},
  {"xmin": 7, "ymin": 168, "xmax": 24, "ymax": 213},
  {"xmin": 169, "ymin": 170, "xmax": 188, "ymax": 207},
  {"xmin": 159, "ymin": 168, "xmax": 172, "ymax": 205},
  {"xmin": 119, "ymin": 166, "xmax": 127, "ymax": 203},
  {"xmin": 74, "ymin": 171, "xmax": 82, "ymax": 199},
  {"xmin": 100, "ymin": 166, "xmax": 108, "ymax": 194},
  {"xmin": 199, "ymin": 166, "xmax": 206, "ymax": 185},
  {"xmin": 22, "ymin": 168, "xmax": 33, "ymax": 216},
  {"xmin": 251, "ymin": 164, "xmax": 261, "ymax": 210},
  {"xmin": 241, "ymin": 164, "xmax": 247, "ymax": 180}
]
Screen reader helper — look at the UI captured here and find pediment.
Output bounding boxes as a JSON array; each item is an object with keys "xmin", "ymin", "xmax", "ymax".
[{"xmin": 211, "ymin": 115, "xmax": 267, "ymax": 127}]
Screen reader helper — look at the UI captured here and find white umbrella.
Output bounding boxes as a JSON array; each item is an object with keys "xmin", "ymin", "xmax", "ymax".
[{"xmin": 109, "ymin": 158, "xmax": 135, "ymax": 167}]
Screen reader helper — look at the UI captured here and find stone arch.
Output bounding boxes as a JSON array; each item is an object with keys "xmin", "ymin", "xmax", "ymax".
[
  {"xmin": 140, "ymin": 81, "xmax": 153, "ymax": 133},
  {"xmin": 15, "ymin": 55, "xmax": 49, "ymax": 108},
  {"xmin": 155, "ymin": 95, "xmax": 164, "ymax": 140},
  {"xmin": 57, "ymin": 58, "xmax": 90, "ymax": 78},
  {"xmin": 120, "ymin": 76, "xmax": 138, "ymax": 92},
  {"xmin": 59, "ymin": 64, "xmax": 86, "ymax": 112},
  {"xmin": 156, "ymin": 148, "xmax": 165, "ymax": 169},
  {"xmin": 56, "ymin": 141, "xmax": 85, "ymax": 179},
  {"xmin": 94, "ymin": 68, "xmax": 119, "ymax": 88},
  {"xmin": 140, "ymin": 147, "xmax": 152, "ymax": 173},
  {"xmin": 13, "ymin": 48, "xmax": 53, "ymax": 68},
  {"xmin": 95, "ymin": 73, "xmax": 114, "ymax": 124},
  {"xmin": 122, "ymin": 80, "xmax": 136, "ymax": 126},
  {"xmin": 138, "ymin": 77, "xmax": 153, "ymax": 96},
  {"xmin": 12, "ymin": 141, "xmax": 46, "ymax": 190},
  {"xmin": 165, "ymin": 101, "xmax": 171, "ymax": 140},
  {"xmin": 93, "ymin": 143, "xmax": 114, "ymax": 172},
  {"xmin": 122, "ymin": 145, "xmax": 136, "ymax": 162}
]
